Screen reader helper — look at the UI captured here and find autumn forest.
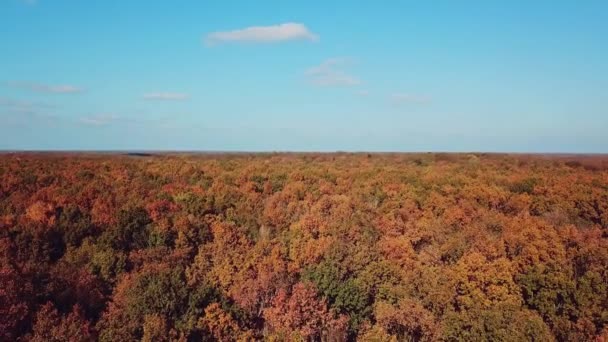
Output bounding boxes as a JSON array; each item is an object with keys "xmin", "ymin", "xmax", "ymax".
[{"xmin": 1, "ymin": 153, "xmax": 607, "ymax": 341}]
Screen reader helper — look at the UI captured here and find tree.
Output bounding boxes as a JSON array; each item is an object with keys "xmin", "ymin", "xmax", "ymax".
[
  {"xmin": 198, "ymin": 303, "xmax": 253, "ymax": 341},
  {"xmin": 263, "ymin": 282, "xmax": 347, "ymax": 341},
  {"xmin": 0, "ymin": 266, "xmax": 30, "ymax": 340},
  {"xmin": 30, "ymin": 302, "xmax": 94, "ymax": 342},
  {"xmin": 373, "ymin": 299, "xmax": 438, "ymax": 341}
]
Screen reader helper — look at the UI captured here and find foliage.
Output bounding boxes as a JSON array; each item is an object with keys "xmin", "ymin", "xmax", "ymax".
[{"xmin": 1, "ymin": 153, "xmax": 607, "ymax": 341}]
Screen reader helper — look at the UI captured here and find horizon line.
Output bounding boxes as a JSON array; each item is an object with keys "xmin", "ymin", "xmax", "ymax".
[{"xmin": 1, "ymin": 150, "xmax": 607, "ymax": 156}]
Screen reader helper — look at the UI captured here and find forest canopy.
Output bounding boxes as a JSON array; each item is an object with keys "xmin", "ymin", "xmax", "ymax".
[{"xmin": 1, "ymin": 152, "xmax": 607, "ymax": 341}]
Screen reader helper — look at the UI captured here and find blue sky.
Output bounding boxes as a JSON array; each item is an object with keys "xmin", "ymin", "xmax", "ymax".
[{"xmin": 1, "ymin": 0, "xmax": 607, "ymax": 152}]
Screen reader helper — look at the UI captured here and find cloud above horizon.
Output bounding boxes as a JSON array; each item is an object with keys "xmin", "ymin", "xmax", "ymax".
[
  {"xmin": 305, "ymin": 58, "xmax": 361, "ymax": 87},
  {"xmin": 0, "ymin": 96, "xmax": 56, "ymax": 116},
  {"xmin": 205, "ymin": 23, "xmax": 318, "ymax": 46},
  {"xmin": 390, "ymin": 93, "xmax": 431, "ymax": 105},
  {"xmin": 142, "ymin": 92, "xmax": 189, "ymax": 101},
  {"xmin": 78, "ymin": 114, "xmax": 119, "ymax": 126},
  {"xmin": 8, "ymin": 81, "xmax": 83, "ymax": 94}
]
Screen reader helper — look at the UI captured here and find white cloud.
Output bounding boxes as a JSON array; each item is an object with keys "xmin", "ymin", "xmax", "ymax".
[
  {"xmin": 142, "ymin": 92, "xmax": 189, "ymax": 101},
  {"xmin": 78, "ymin": 114, "xmax": 159, "ymax": 127},
  {"xmin": 356, "ymin": 90, "xmax": 370, "ymax": 96},
  {"xmin": 0, "ymin": 96, "xmax": 55, "ymax": 114},
  {"xmin": 0, "ymin": 97, "xmax": 33, "ymax": 113},
  {"xmin": 79, "ymin": 114, "xmax": 119, "ymax": 126},
  {"xmin": 305, "ymin": 58, "xmax": 361, "ymax": 87},
  {"xmin": 0, "ymin": 96, "xmax": 58, "ymax": 126},
  {"xmin": 390, "ymin": 93, "xmax": 431, "ymax": 105},
  {"xmin": 205, "ymin": 23, "xmax": 318, "ymax": 45},
  {"xmin": 8, "ymin": 81, "xmax": 83, "ymax": 94}
]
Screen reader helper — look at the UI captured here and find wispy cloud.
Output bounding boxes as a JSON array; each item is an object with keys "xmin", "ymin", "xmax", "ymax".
[
  {"xmin": 8, "ymin": 81, "xmax": 83, "ymax": 94},
  {"xmin": 142, "ymin": 92, "xmax": 189, "ymax": 101},
  {"xmin": 0, "ymin": 96, "xmax": 59, "ymax": 127},
  {"xmin": 0, "ymin": 96, "xmax": 55, "ymax": 114},
  {"xmin": 16, "ymin": 114, "xmax": 56, "ymax": 126},
  {"xmin": 78, "ymin": 114, "xmax": 119, "ymax": 126},
  {"xmin": 205, "ymin": 23, "xmax": 318, "ymax": 46},
  {"xmin": 78, "ymin": 114, "xmax": 167, "ymax": 128},
  {"xmin": 0, "ymin": 97, "xmax": 35, "ymax": 113},
  {"xmin": 355, "ymin": 90, "xmax": 370, "ymax": 96},
  {"xmin": 390, "ymin": 93, "xmax": 431, "ymax": 105},
  {"xmin": 305, "ymin": 58, "xmax": 361, "ymax": 87},
  {"xmin": 0, "ymin": 110, "xmax": 58, "ymax": 127}
]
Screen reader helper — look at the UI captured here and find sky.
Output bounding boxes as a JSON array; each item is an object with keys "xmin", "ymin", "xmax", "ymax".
[{"xmin": 1, "ymin": 0, "xmax": 607, "ymax": 152}]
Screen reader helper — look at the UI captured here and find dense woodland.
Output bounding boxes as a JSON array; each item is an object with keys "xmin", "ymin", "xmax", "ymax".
[{"xmin": 1, "ymin": 153, "xmax": 607, "ymax": 341}]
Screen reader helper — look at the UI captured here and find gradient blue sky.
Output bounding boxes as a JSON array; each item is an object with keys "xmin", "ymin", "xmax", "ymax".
[{"xmin": 1, "ymin": 0, "xmax": 607, "ymax": 152}]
